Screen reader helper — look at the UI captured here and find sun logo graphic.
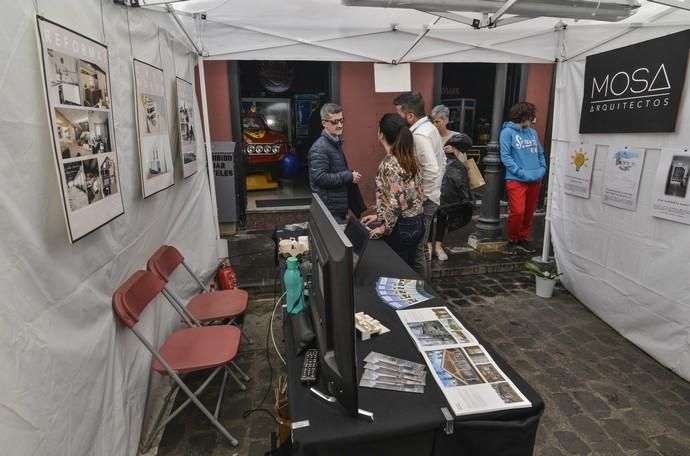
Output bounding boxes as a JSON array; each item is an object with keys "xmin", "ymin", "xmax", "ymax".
[{"xmin": 570, "ymin": 148, "xmax": 589, "ymax": 172}]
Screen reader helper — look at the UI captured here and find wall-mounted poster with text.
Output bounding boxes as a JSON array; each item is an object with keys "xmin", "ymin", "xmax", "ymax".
[
  {"xmin": 36, "ymin": 17, "xmax": 124, "ymax": 243},
  {"xmin": 133, "ymin": 59, "xmax": 174, "ymax": 197},
  {"xmin": 602, "ymin": 146, "xmax": 645, "ymax": 211},
  {"xmin": 564, "ymin": 142, "xmax": 596, "ymax": 199},
  {"xmin": 652, "ymin": 148, "xmax": 690, "ymax": 225},
  {"xmin": 579, "ymin": 30, "xmax": 690, "ymax": 134},
  {"xmin": 176, "ymin": 77, "xmax": 197, "ymax": 178}
]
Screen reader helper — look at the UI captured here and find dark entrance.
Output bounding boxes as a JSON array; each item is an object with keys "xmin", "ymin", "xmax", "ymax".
[{"xmin": 237, "ymin": 61, "xmax": 331, "ymax": 213}]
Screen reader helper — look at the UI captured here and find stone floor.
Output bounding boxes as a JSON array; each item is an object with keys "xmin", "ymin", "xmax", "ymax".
[
  {"xmin": 157, "ymin": 222, "xmax": 690, "ymax": 456},
  {"xmin": 435, "ymin": 273, "xmax": 690, "ymax": 456}
]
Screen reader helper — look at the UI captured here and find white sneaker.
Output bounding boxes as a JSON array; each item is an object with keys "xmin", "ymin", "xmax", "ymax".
[{"xmin": 435, "ymin": 247, "xmax": 448, "ymax": 261}]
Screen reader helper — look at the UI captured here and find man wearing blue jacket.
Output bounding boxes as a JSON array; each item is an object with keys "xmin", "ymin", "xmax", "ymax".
[
  {"xmin": 500, "ymin": 102, "xmax": 546, "ymax": 253},
  {"xmin": 308, "ymin": 103, "xmax": 362, "ymax": 222}
]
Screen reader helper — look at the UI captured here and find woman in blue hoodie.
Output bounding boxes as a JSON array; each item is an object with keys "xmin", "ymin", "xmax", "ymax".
[{"xmin": 500, "ymin": 102, "xmax": 546, "ymax": 253}]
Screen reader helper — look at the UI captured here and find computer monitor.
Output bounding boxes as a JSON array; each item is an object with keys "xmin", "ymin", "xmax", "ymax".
[
  {"xmin": 344, "ymin": 217, "xmax": 370, "ymax": 273},
  {"xmin": 308, "ymin": 194, "xmax": 358, "ymax": 416}
]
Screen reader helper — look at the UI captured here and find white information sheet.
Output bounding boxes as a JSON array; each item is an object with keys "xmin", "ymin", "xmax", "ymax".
[
  {"xmin": 651, "ymin": 148, "xmax": 690, "ymax": 225},
  {"xmin": 564, "ymin": 142, "xmax": 596, "ymax": 199},
  {"xmin": 397, "ymin": 307, "xmax": 531, "ymax": 416},
  {"xmin": 602, "ymin": 146, "xmax": 645, "ymax": 211}
]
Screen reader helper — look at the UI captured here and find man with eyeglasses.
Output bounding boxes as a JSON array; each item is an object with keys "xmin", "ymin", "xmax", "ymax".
[
  {"xmin": 308, "ymin": 102, "xmax": 362, "ymax": 222},
  {"xmin": 394, "ymin": 92, "xmax": 445, "ymax": 280}
]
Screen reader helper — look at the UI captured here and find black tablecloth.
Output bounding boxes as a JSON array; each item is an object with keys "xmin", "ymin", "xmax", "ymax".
[{"xmin": 284, "ymin": 240, "xmax": 544, "ymax": 456}]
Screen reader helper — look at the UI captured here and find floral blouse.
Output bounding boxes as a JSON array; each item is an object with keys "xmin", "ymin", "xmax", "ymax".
[{"xmin": 375, "ymin": 154, "xmax": 424, "ymax": 235}]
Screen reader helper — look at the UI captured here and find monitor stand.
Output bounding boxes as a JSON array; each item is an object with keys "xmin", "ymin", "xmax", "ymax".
[{"xmin": 309, "ymin": 387, "xmax": 375, "ymax": 422}]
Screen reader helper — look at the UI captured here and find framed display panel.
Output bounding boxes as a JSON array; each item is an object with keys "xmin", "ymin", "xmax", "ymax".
[
  {"xmin": 652, "ymin": 148, "xmax": 690, "ymax": 225},
  {"xmin": 35, "ymin": 16, "xmax": 125, "ymax": 243},
  {"xmin": 133, "ymin": 59, "xmax": 174, "ymax": 198},
  {"xmin": 176, "ymin": 77, "xmax": 198, "ymax": 178}
]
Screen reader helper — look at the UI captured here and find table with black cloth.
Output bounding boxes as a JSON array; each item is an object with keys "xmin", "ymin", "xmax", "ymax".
[{"xmin": 283, "ymin": 239, "xmax": 544, "ymax": 456}]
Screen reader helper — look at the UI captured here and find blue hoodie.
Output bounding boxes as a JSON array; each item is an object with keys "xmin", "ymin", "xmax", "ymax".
[{"xmin": 499, "ymin": 122, "xmax": 546, "ymax": 182}]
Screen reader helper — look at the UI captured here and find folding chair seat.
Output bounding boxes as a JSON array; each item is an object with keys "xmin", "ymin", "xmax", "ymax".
[
  {"xmin": 147, "ymin": 245, "xmax": 252, "ymax": 343},
  {"xmin": 113, "ymin": 270, "xmax": 248, "ymax": 449}
]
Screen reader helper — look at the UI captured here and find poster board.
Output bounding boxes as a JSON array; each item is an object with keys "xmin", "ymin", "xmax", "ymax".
[
  {"xmin": 133, "ymin": 59, "xmax": 174, "ymax": 198},
  {"xmin": 36, "ymin": 16, "xmax": 124, "ymax": 243},
  {"xmin": 652, "ymin": 148, "xmax": 690, "ymax": 225},
  {"xmin": 602, "ymin": 146, "xmax": 645, "ymax": 211},
  {"xmin": 176, "ymin": 77, "xmax": 198, "ymax": 179},
  {"xmin": 579, "ymin": 29, "xmax": 690, "ymax": 134},
  {"xmin": 564, "ymin": 142, "xmax": 596, "ymax": 199}
]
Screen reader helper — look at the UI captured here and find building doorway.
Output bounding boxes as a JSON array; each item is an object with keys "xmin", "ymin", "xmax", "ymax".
[{"xmin": 238, "ymin": 60, "xmax": 331, "ymax": 213}]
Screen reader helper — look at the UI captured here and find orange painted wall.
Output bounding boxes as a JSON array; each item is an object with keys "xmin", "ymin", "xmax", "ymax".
[
  {"xmin": 339, "ymin": 62, "xmax": 435, "ymax": 206},
  {"xmin": 194, "ymin": 61, "xmax": 233, "ymax": 142},
  {"xmin": 524, "ymin": 63, "xmax": 554, "ymax": 145}
]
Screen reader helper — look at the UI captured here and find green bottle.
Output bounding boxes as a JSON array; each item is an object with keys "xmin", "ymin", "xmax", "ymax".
[{"xmin": 284, "ymin": 257, "xmax": 305, "ymax": 314}]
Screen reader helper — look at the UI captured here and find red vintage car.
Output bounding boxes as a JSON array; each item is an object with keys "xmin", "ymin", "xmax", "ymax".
[{"xmin": 242, "ymin": 112, "xmax": 288, "ymax": 164}]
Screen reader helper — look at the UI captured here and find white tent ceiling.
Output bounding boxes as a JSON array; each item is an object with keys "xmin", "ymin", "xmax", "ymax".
[{"xmin": 152, "ymin": 0, "xmax": 690, "ymax": 63}]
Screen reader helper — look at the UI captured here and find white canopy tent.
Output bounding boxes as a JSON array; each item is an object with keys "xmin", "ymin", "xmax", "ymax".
[
  {"xmin": 160, "ymin": 0, "xmax": 686, "ymax": 64},
  {"xmin": 1, "ymin": 0, "xmax": 689, "ymax": 455}
]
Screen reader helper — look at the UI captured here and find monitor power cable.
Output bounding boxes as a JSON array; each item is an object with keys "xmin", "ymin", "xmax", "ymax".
[{"xmin": 242, "ymin": 267, "xmax": 283, "ymax": 422}]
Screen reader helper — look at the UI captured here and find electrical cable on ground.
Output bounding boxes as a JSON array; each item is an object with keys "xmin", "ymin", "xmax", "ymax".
[
  {"xmin": 271, "ymin": 291, "xmax": 287, "ymax": 366},
  {"xmin": 241, "ymin": 267, "xmax": 283, "ymax": 422}
]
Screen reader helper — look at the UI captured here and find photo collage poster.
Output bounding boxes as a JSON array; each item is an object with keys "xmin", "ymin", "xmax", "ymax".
[
  {"xmin": 564, "ymin": 142, "xmax": 596, "ymax": 199},
  {"xmin": 36, "ymin": 17, "xmax": 124, "ymax": 243},
  {"xmin": 176, "ymin": 77, "xmax": 198, "ymax": 178},
  {"xmin": 652, "ymin": 148, "xmax": 690, "ymax": 225},
  {"xmin": 133, "ymin": 59, "xmax": 174, "ymax": 197},
  {"xmin": 602, "ymin": 146, "xmax": 646, "ymax": 211}
]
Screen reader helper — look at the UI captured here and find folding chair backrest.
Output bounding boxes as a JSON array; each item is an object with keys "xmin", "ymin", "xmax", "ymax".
[
  {"xmin": 113, "ymin": 270, "xmax": 167, "ymax": 328},
  {"xmin": 147, "ymin": 245, "xmax": 184, "ymax": 282}
]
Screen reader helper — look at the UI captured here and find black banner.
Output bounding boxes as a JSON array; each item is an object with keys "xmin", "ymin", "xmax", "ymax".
[{"xmin": 579, "ymin": 30, "xmax": 690, "ymax": 134}]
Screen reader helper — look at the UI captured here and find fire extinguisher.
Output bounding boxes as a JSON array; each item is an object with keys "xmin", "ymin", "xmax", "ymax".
[{"xmin": 217, "ymin": 259, "xmax": 238, "ymax": 290}]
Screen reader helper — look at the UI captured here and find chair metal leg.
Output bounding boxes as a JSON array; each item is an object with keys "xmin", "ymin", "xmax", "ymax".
[
  {"xmin": 228, "ymin": 316, "xmax": 253, "ymax": 345},
  {"xmin": 214, "ymin": 369, "xmax": 229, "ymax": 419},
  {"xmin": 231, "ymin": 361, "xmax": 251, "ymax": 382},
  {"xmin": 240, "ymin": 328, "xmax": 254, "ymax": 345},
  {"xmin": 140, "ymin": 382, "xmax": 180, "ymax": 453},
  {"xmin": 144, "ymin": 367, "xmax": 223, "ymax": 451},
  {"xmin": 170, "ymin": 370, "xmax": 239, "ymax": 446},
  {"xmin": 224, "ymin": 364, "xmax": 247, "ymax": 391}
]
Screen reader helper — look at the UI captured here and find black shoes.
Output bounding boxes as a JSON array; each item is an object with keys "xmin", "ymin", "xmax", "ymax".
[{"xmin": 508, "ymin": 239, "xmax": 537, "ymax": 254}]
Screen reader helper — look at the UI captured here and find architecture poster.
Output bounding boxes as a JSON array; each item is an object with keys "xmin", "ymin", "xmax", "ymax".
[
  {"xmin": 176, "ymin": 77, "xmax": 198, "ymax": 178},
  {"xmin": 602, "ymin": 146, "xmax": 645, "ymax": 211},
  {"xmin": 564, "ymin": 142, "xmax": 596, "ymax": 199},
  {"xmin": 36, "ymin": 17, "xmax": 124, "ymax": 243},
  {"xmin": 133, "ymin": 59, "xmax": 174, "ymax": 197},
  {"xmin": 652, "ymin": 148, "xmax": 690, "ymax": 225}
]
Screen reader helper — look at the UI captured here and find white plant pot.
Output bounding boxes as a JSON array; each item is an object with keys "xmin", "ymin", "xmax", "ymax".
[{"xmin": 535, "ymin": 276, "xmax": 556, "ymax": 298}]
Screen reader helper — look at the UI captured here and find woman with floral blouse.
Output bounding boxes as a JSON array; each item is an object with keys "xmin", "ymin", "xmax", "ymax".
[{"xmin": 361, "ymin": 113, "xmax": 425, "ymax": 267}]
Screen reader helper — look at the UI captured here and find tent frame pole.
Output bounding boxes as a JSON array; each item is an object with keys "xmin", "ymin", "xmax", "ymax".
[
  {"xmin": 540, "ymin": 21, "xmax": 567, "ymax": 262},
  {"xmin": 197, "ymin": 54, "xmax": 221, "ymax": 241}
]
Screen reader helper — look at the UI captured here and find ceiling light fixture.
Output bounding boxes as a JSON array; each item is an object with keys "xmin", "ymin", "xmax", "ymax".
[{"xmin": 341, "ymin": 0, "xmax": 641, "ymax": 22}]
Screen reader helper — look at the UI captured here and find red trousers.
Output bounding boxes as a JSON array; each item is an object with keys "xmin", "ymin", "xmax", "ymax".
[{"xmin": 506, "ymin": 180, "xmax": 542, "ymax": 241}]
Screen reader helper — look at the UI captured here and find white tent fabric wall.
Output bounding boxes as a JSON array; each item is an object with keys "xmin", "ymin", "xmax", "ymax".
[
  {"xmin": 550, "ymin": 25, "xmax": 690, "ymax": 381},
  {"xmin": 0, "ymin": 1, "xmax": 216, "ymax": 455}
]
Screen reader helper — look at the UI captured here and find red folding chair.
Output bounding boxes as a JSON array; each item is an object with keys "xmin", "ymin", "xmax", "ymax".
[
  {"xmin": 113, "ymin": 270, "xmax": 245, "ymax": 449},
  {"xmin": 147, "ymin": 245, "xmax": 253, "ymax": 345}
]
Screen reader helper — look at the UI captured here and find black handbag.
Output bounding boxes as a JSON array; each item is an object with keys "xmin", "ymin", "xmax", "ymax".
[
  {"xmin": 288, "ymin": 307, "xmax": 316, "ymax": 356},
  {"xmin": 348, "ymin": 182, "xmax": 367, "ymax": 218}
]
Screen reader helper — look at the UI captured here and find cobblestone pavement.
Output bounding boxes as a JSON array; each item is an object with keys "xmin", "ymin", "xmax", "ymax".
[
  {"xmin": 157, "ymin": 271, "xmax": 690, "ymax": 456},
  {"xmin": 435, "ymin": 273, "xmax": 690, "ymax": 456}
]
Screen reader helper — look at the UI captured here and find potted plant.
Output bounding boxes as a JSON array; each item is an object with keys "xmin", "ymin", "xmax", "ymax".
[{"xmin": 523, "ymin": 261, "xmax": 563, "ymax": 298}]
